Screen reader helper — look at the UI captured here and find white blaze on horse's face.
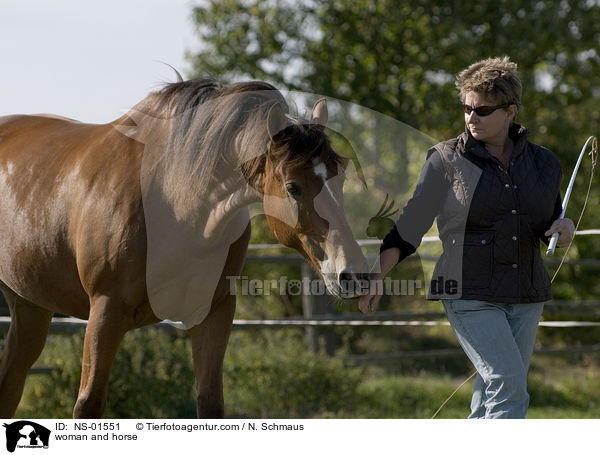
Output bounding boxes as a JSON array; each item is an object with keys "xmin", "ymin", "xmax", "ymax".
[
  {"xmin": 313, "ymin": 160, "xmax": 340, "ymax": 207},
  {"xmin": 309, "ymin": 159, "xmax": 369, "ymax": 298},
  {"xmin": 263, "ymin": 155, "xmax": 368, "ymax": 298}
]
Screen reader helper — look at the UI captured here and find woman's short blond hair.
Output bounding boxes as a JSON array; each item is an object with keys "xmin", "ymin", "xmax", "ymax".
[{"xmin": 456, "ymin": 56, "xmax": 522, "ymax": 110}]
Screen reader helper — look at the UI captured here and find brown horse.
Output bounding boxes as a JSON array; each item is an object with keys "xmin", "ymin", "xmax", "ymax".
[{"xmin": 0, "ymin": 78, "xmax": 368, "ymax": 418}]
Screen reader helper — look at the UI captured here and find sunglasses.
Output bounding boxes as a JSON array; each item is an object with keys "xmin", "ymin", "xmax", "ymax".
[{"xmin": 463, "ymin": 103, "xmax": 513, "ymax": 117}]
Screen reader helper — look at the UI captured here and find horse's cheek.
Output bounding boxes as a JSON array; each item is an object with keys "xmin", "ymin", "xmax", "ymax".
[{"xmin": 263, "ymin": 194, "xmax": 299, "ymax": 230}]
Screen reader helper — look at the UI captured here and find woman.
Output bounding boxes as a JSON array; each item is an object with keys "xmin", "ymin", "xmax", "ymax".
[{"xmin": 359, "ymin": 57, "xmax": 574, "ymax": 418}]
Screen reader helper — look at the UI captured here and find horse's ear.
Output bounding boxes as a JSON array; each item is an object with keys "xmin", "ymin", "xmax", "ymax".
[
  {"xmin": 267, "ymin": 103, "xmax": 286, "ymax": 140},
  {"xmin": 241, "ymin": 154, "xmax": 267, "ymax": 196},
  {"xmin": 311, "ymin": 98, "xmax": 328, "ymax": 129}
]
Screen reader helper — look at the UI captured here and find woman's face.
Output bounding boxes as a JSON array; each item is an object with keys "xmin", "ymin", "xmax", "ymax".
[{"xmin": 464, "ymin": 91, "xmax": 516, "ymax": 146}]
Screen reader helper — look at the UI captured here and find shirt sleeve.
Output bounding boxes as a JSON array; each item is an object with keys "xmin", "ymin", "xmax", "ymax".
[{"xmin": 380, "ymin": 148, "xmax": 450, "ymax": 262}]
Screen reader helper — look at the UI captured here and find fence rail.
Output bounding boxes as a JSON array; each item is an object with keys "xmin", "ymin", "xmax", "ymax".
[
  {"xmin": 248, "ymin": 230, "xmax": 600, "ymax": 250},
  {"xmin": 2, "ymin": 233, "xmax": 600, "ymax": 364},
  {"xmin": 2, "ymin": 311, "xmax": 598, "ymax": 373},
  {"xmin": 2, "ymin": 311, "xmax": 599, "ymax": 332},
  {"xmin": 2, "ymin": 306, "xmax": 599, "ymax": 372}
]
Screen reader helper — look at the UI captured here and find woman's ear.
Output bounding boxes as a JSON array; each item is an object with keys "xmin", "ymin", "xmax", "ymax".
[{"xmin": 508, "ymin": 104, "xmax": 518, "ymax": 123}]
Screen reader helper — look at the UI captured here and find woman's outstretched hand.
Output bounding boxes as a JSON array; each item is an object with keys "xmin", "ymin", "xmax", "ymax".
[
  {"xmin": 358, "ymin": 276, "xmax": 384, "ymax": 315},
  {"xmin": 357, "ymin": 247, "xmax": 401, "ymax": 315}
]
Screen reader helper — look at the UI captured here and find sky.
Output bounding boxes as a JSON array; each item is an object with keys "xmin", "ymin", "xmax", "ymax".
[{"xmin": 0, "ymin": 1, "xmax": 198, "ymax": 123}]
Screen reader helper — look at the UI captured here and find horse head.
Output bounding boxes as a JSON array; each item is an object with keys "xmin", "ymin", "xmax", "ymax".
[{"xmin": 246, "ymin": 99, "xmax": 369, "ymax": 298}]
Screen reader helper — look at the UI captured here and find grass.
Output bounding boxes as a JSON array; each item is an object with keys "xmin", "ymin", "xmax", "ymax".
[
  {"xmin": 11, "ymin": 330, "xmax": 600, "ymax": 419},
  {"xmin": 340, "ymin": 366, "xmax": 600, "ymax": 419},
  {"xmin": 379, "ymin": 355, "xmax": 600, "ymax": 419}
]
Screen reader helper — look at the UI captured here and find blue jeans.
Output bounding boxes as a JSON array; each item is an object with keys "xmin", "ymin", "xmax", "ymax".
[{"xmin": 442, "ymin": 299, "xmax": 545, "ymax": 419}]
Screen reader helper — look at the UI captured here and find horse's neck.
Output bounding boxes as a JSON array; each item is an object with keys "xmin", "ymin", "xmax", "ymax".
[
  {"xmin": 201, "ymin": 162, "xmax": 261, "ymax": 239},
  {"xmin": 114, "ymin": 98, "xmax": 263, "ymax": 239}
]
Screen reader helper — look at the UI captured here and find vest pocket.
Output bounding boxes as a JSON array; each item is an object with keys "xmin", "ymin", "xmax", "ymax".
[{"xmin": 461, "ymin": 231, "xmax": 495, "ymax": 289}]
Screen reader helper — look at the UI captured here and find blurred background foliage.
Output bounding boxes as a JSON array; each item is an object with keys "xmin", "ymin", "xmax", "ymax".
[
  {"xmin": 196, "ymin": 0, "xmax": 600, "ymax": 417},
  {"xmin": 192, "ymin": 0, "xmax": 600, "ymax": 299},
  {"xmin": 5, "ymin": 0, "xmax": 600, "ymax": 418},
  {"xmin": 190, "ymin": 0, "xmax": 600, "ymax": 337}
]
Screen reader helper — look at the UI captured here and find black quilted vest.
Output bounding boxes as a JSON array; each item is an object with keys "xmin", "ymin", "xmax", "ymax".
[{"xmin": 426, "ymin": 125, "xmax": 562, "ymax": 302}]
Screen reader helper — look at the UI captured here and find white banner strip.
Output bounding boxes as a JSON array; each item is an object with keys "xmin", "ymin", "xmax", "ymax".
[{"xmin": 0, "ymin": 419, "xmax": 598, "ymax": 454}]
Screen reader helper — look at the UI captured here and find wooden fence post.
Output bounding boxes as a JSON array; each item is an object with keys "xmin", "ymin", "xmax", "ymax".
[{"xmin": 301, "ymin": 262, "xmax": 337, "ymax": 355}]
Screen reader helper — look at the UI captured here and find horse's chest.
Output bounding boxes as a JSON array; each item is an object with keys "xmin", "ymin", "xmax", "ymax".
[{"xmin": 144, "ymin": 206, "xmax": 251, "ymax": 328}]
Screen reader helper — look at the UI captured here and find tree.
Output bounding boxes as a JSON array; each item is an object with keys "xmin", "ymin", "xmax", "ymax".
[
  {"xmin": 190, "ymin": 0, "xmax": 600, "ymax": 298},
  {"xmin": 191, "ymin": 0, "xmax": 600, "ymax": 138}
]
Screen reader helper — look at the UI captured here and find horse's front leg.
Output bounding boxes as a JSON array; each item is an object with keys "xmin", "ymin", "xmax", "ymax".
[
  {"xmin": 73, "ymin": 295, "xmax": 129, "ymax": 418},
  {"xmin": 187, "ymin": 294, "xmax": 236, "ymax": 418},
  {"xmin": 188, "ymin": 222, "xmax": 250, "ymax": 418}
]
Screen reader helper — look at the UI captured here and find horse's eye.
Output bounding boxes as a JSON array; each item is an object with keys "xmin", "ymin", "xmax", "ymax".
[{"xmin": 285, "ymin": 182, "xmax": 301, "ymax": 197}]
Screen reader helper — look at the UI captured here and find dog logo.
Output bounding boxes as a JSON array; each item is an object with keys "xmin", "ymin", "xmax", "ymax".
[{"xmin": 3, "ymin": 421, "xmax": 50, "ymax": 452}]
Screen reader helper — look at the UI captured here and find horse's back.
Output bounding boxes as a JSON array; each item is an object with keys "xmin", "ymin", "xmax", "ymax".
[
  {"xmin": 0, "ymin": 113, "xmax": 99, "ymax": 145},
  {"xmin": 0, "ymin": 114, "xmax": 103, "ymax": 163}
]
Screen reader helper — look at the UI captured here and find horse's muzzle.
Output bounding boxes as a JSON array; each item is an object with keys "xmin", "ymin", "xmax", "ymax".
[{"xmin": 334, "ymin": 270, "xmax": 371, "ymax": 299}]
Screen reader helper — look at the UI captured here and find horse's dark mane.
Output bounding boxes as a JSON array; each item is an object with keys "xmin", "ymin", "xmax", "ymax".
[
  {"xmin": 155, "ymin": 79, "xmax": 224, "ymax": 115},
  {"xmin": 269, "ymin": 122, "xmax": 342, "ymax": 176},
  {"xmin": 153, "ymin": 78, "xmax": 283, "ymax": 119},
  {"xmin": 142, "ymin": 78, "xmax": 341, "ymax": 216},
  {"xmin": 239, "ymin": 120, "xmax": 343, "ymax": 196}
]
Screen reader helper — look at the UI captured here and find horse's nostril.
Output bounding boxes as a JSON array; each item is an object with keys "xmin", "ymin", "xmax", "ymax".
[{"xmin": 338, "ymin": 271, "xmax": 371, "ymax": 287}]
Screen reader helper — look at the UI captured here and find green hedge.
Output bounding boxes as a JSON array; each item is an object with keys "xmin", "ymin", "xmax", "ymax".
[
  {"xmin": 18, "ymin": 329, "xmax": 361, "ymax": 418},
  {"xmin": 19, "ymin": 329, "xmax": 196, "ymax": 418}
]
